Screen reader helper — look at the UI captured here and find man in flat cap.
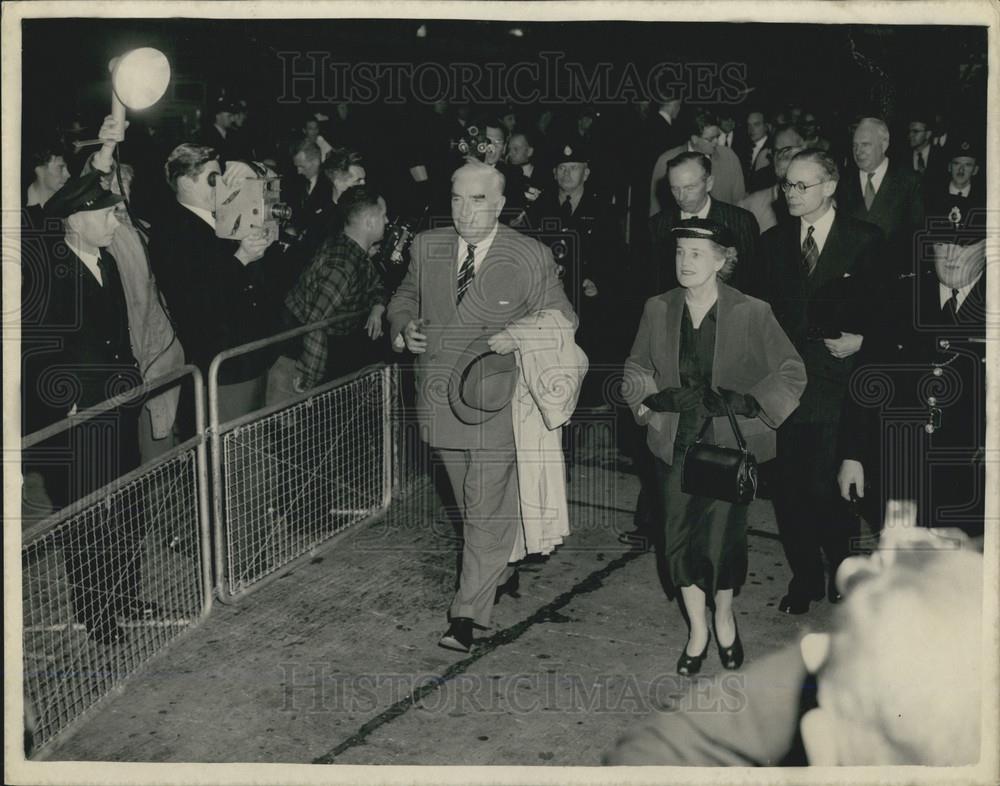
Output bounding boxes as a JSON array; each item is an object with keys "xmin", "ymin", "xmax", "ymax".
[{"xmin": 22, "ymin": 172, "xmax": 152, "ymax": 644}]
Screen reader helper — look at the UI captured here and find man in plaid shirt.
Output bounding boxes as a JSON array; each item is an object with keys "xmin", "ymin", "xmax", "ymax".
[{"xmin": 268, "ymin": 186, "xmax": 388, "ymax": 401}]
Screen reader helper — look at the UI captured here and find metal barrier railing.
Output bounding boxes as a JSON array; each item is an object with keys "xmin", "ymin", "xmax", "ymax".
[
  {"xmin": 208, "ymin": 317, "xmax": 394, "ymax": 601},
  {"xmin": 20, "ymin": 365, "xmax": 213, "ymax": 754}
]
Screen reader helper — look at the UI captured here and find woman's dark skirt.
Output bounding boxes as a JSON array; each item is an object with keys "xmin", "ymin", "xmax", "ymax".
[{"xmin": 653, "ymin": 447, "xmax": 749, "ymax": 598}]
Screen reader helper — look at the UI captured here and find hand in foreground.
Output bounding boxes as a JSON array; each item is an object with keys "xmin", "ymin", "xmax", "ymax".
[
  {"xmin": 488, "ymin": 329, "xmax": 517, "ymax": 355},
  {"xmin": 642, "ymin": 384, "xmax": 702, "ymax": 413},
  {"xmin": 366, "ymin": 306, "xmax": 385, "ymax": 340},
  {"xmin": 235, "ymin": 229, "xmax": 272, "ymax": 265},
  {"xmin": 221, "ymin": 161, "xmax": 259, "ymax": 189},
  {"xmin": 403, "ymin": 319, "xmax": 428, "ymax": 353},
  {"xmin": 824, "ymin": 332, "xmax": 863, "ymax": 359},
  {"xmin": 837, "ymin": 459, "xmax": 865, "ymax": 502},
  {"xmin": 98, "ymin": 114, "xmax": 128, "ymax": 145}
]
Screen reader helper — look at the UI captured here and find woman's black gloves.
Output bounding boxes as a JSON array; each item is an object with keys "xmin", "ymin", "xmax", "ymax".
[
  {"xmin": 702, "ymin": 387, "xmax": 762, "ymax": 417},
  {"xmin": 642, "ymin": 385, "xmax": 703, "ymax": 412}
]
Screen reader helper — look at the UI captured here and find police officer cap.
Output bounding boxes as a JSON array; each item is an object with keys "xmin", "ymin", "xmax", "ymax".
[
  {"xmin": 44, "ymin": 171, "xmax": 123, "ymax": 219},
  {"xmin": 671, "ymin": 218, "xmax": 737, "ymax": 248},
  {"xmin": 944, "ymin": 136, "xmax": 980, "ymax": 163},
  {"xmin": 555, "ymin": 141, "xmax": 591, "ymax": 165}
]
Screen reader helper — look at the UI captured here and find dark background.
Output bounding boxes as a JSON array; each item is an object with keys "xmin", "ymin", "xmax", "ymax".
[{"xmin": 20, "ymin": 18, "xmax": 988, "ymax": 219}]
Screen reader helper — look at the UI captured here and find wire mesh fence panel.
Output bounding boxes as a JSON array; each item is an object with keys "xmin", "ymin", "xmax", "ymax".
[
  {"xmin": 389, "ymin": 364, "xmax": 435, "ymax": 500},
  {"xmin": 221, "ymin": 368, "xmax": 389, "ymax": 595},
  {"xmin": 22, "ymin": 448, "xmax": 207, "ymax": 753}
]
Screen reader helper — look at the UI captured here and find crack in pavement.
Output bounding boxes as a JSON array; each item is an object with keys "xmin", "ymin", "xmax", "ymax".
[
  {"xmin": 311, "ymin": 544, "xmax": 647, "ymax": 763},
  {"xmin": 312, "ymin": 508, "xmax": 784, "ymax": 763}
]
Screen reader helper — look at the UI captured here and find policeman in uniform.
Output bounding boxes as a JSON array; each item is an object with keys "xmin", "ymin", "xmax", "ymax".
[
  {"xmin": 923, "ymin": 136, "xmax": 985, "ymax": 229},
  {"xmin": 22, "ymin": 172, "xmax": 152, "ymax": 644},
  {"xmin": 524, "ymin": 141, "xmax": 623, "ymax": 407},
  {"xmin": 837, "ymin": 209, "xmax": 986, "ymax": 539}
]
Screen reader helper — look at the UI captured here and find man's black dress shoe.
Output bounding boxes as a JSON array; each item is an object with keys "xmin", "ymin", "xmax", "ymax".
[
  {"xmin": 494, "ymin": 570, "xmax": 520, "ymax": 605},
  {"xmin": 88, "ymin": 619, "xmax": 127, "ymax": 646},
  {"xmin": 778, "ymin": 585, "xmax": 825, "ymax": 615},
  {"xmin": 438, "ymin": 618, "xmax": 474, "ymax": 653}
]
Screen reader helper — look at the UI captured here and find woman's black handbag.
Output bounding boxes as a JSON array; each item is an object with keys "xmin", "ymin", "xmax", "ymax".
[{"xmin": 681, "ymin": 399, "xmax": 758, "ymax": 504}]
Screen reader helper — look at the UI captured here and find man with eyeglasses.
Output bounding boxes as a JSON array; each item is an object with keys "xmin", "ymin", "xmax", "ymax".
[
  {"xmin": 605, "ymin": 503, "xmax": 983, "ymax": 766},
  {"xmin": 837, "ymin": 117, "xmax": 924, "ymax": 277},
  {"xmin": 761, "ymin": 149, "xmax": 884, "ymax": 615},
  {"xmin": 837, "ymin": 211, "xmax": 986, "ymax": 539}
]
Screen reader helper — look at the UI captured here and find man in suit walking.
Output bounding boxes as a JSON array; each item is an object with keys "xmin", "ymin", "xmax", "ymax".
[
  {"xmin": 387, "ymin": 161, "xmax": 575, "ymax": 652},
  {"xmin": 837, "ymin": 117, "xmax": 923, "ymax": 277},
  {"xmin": 649, "ymin": 152, "xmax": 761, "ymax": 296},
  {"xmin": 762, "ymin": 149, "xmax": 883, "ymax": 615}
]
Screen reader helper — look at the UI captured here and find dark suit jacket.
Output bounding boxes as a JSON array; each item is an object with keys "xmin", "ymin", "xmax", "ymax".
[
  {"xmin": 648, "ymin": 198, "xmax": 762, "ymax": 296},
  {"xmin": 524, "ymin": 188, "xmax": 622, "ymax": 297},
  {"xmin": 838, "ymin": 269, "xmax": 986, "ymax": 533},
  {"xmin": 288, "ymin": 175, "xmax": 333, "ymax": 239},
  {"xmin": 21, "ymin": 238, "xmax": 142, "ymax": 504},
  {"xmin": 199, "ymin": 124, "xmax": 239, "ymax": 162},
  {"xmin": 386, "ymin": 223, "xmax": 575, "ymax": 449},
  {"xmin": 623, "ymin": 282, "xmax": 805, "ymax": 465},
  {"xmin": 762, "ymin": 212, "xmax": 883, "ymax": 423},
  {"xmin": 149, "ymin": 200, "xmax": 280, "ymax": 383},
  {"xmin": 837, "ymin": 161, "xmax": 923, "ymax": 277}
]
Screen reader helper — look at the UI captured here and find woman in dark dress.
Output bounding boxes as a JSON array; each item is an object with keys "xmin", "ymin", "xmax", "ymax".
[{"xmin": 624, "ymin": 219, "xmax": 806, "ymax": 675}]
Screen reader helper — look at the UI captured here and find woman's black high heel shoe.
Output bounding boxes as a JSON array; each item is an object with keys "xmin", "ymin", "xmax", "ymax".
[
  {"xmin": 676, "ymin": 631, "xmax": 711, "ymax": 676},
  {"xmin": 714, "ymin": 618, "xmax": 744, "ymax": 670}
]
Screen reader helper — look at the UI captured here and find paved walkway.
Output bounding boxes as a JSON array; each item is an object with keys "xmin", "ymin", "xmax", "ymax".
[{"xmin": 41, "ymin": 447, "xmax": 837, "ymax": 765}]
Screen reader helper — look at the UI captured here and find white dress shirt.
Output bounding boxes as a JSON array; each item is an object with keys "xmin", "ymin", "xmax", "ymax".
[
  {"xmin": 65, "ymin": 238, "xmax": 103, "ymax": 286},
  {"xmin": 859, "ymin": 157, "xmax": 890, "ymax": 195},
  {"xmin": 681, "ymin": 196, "xmax": 712, "ymax": 221},
  {"xmin": 181, "ymin": 203, "xmax": 216, "ymax": 230},
  {"xmin": 948, "ymin": 183, "xmax": 971, "ymax": 197},
  {"xmin": 750, "ymin": 136, "xmax": 768, "ymax": 167},
  {"xmin": 720, "ymin": 131, "xmax": 733, "ymax": 148},
  {"xmin": 658, "ymin": 108, "xmax": 674, "ymax": 126},
  {"xmin": 456, "ymin": 222, "xmax": 499, "ymax": 275},
  {"xmin": 914, "ymin": 145, "xmax": 931, "ymax": 171},
  {"xmin": 939, "ymin": 272, "xmax": 982, "ymax": 312},
  {"xmin": 800, "ymin": 205, "xmax": 836, "ymax": 255}
]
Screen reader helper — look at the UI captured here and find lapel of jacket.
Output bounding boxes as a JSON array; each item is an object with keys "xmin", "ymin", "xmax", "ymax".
[
  {"xmin": 711, "ymin": 283, "xmax": 733, "ymax": 388},
  {"xmin": 805, "ymin": 214, "xmax": 851, "ymax": 296},
  {"xmin": 663, "ymin": 287, "xmax": 685, "ymax": 386}
]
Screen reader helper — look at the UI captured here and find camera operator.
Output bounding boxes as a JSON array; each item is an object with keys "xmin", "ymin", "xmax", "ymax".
[{"xmin": 149, "ymin": 143, "xmax": 280, "ymax": 422}]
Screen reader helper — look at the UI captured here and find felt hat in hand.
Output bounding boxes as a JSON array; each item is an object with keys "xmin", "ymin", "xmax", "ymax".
[{"xmin": 448, "ymin": 334, "xmax": 518, "ymax": 425}]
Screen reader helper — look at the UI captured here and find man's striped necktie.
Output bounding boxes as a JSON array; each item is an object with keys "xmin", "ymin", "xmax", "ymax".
[{"xmin": 457, "ymin": 243, "xmax": 476, "ymax": 305}]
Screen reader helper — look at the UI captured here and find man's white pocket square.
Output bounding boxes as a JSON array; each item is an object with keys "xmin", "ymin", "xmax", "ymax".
[{"xmin": 843, "ymin": 273, "xmax": 852, "ymax": 278}]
